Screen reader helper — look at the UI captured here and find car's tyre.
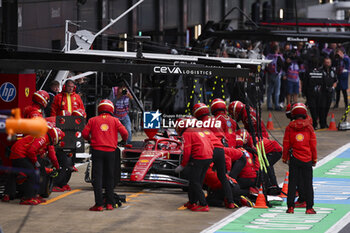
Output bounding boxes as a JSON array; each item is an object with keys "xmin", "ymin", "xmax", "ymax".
[{"xmin": 40, "ymin": 174, "xmax": 54, "ymax": 198}]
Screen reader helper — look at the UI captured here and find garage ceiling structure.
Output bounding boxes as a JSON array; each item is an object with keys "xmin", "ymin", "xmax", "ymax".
[{"xmin": 0, "ymin": 50, "xmax": 254, "ymax": 78}]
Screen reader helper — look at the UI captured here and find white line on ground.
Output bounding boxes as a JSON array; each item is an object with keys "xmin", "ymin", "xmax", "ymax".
[
  {"xmin": 315, "ymin": 143, "xmax": 350, "ymax": 168},
  {"xmin": 200, "ymin": 207, "xmax": 250, "ymax": 233},
  {"xmin": 325, "ymin": 211, "xmax": 350, "ymax": 233}
]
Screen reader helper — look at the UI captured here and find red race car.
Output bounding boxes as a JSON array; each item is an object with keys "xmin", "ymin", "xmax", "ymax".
[{"xmin": 120, "ymin": 132, "xmax": 189, "ymax": 188}]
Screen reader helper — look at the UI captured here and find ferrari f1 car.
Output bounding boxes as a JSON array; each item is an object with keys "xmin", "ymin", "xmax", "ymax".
[{"xmin": 120, "ymin": 131, "xmax": 189, "ymax": 188}]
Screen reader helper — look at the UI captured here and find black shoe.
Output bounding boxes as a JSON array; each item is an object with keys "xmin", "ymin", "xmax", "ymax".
[
  {"xmin": 267, "ymin": 107, "xmax": 273, "ymax": 111},
  {"xmin": 275, "ymin": 107, "xmax": 282, "ymax": 111},
  {"xmin": 333, "ymin": 104, "xmax": 338, "ymax": 109}
]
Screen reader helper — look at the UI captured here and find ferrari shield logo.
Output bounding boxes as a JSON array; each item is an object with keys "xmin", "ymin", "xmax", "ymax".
[{"xmin": 25, "ymin": 88, "xmax": 29, "ymax": 97}]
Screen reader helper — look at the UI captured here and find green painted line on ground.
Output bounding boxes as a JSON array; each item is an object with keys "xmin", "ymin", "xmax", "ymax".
[
  {"xmin": 314, "ymin": 158, "xmax": 350, "ymax": 178},
  {"xmin": 216, "ymin": 204, "xmax": 350, "ymax": 233}
]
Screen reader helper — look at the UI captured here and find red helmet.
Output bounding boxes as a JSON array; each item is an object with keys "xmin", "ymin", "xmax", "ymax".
[
  {"xmin": 47, "ymin": 127, "xmax": 65, "ymax": 145},
  {"xmin": 98, "ymin": 99, "xmax": 114, "ymax": 115},
  {"xmin": 192, "ymin": 103, "xmax": 210, "ymax": 119},
  {"xmin": 210, "ymin": 98, "xmax": 226, "ymax": 115},
  {"xmin": 32, "ymin": 90, "xmax": 49, "ymax": 108},
  {"xmin": 291, "ymin": 103, "xmax": 307, "ymax": 119},
  {"xmin": 59, "ymin": 110, "xmax": 71, "ymax": 116},
  {"xmin": 175, "ymin": 117, "xmax": 197, "ymax": 135},
  {"xmin": 285, "ymin": 103, "xmax": 292, "ymax": 119},
  {"xmin": 72, "ymin": 109, "xmax": 86, "ymax": 118},
  {"xmin": 235, "ymin": 135, "xmax": 244, "ymax": 147},
  {"xmin": 236, "ymin": 129, "xmax": 251, "ymax": 145},
  {"xmin": 228, "ymin": 101, "xmax": 245, "ymax": 121}
]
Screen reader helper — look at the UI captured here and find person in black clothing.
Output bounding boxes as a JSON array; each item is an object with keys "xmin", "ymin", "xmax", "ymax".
[
  {"xmin": 306, "ymin": 57, "xmax": 337, "ymax": 129},
  {"xmin": 333, "ymin": 49, "xmax": 349, "ymax": 109},
  {"xmin": 305, "ymin": 58, "xmax": 324, "ymax": 129},
  {"xmin": 44, "ymin": 80, "xmax": 60, "ymax": 117},
  {"xmin": 319, "ymin": 57, "xmax": 337, "ymax": 128}
]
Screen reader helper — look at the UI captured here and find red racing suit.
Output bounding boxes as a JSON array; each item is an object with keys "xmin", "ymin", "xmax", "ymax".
[
  {"xmin": 82, "ymin": 113, "xmax": 128, "ymax": 152},
  {"xmin": 9, "ymin": 134, "xmax": 59, "ymax": 169},
  {"xmin": 224, "ymin": 147, "xmax": 244, "ymax": 162},
  {"xmin": 237, "ymin": 147, "xmax": 258, "ymax": 179},
  {"xmin": 51, "ymin": 92, "xmax": 85, "ymax": 116},
  {"xmin": 180, "ymin": 128, "xmax": 214, "ymax": 167},
  {"xmin": 282, "ymin": 119, "xmax": 317, "ymax": 164},
  {"xmin": 249, "ymin": 137, "xmax": 282, "ymax": 153},
  {"xmin": 203, "ymin": 129, "xmax": 224, "ymax": 148},
  {"xmin": 214, "ymin": 112, "xmax": 237, "ymax": 148},
  {"xmin": 204, "ymin": 159, "xmax": 237, "ymax": 190},
  {"xmin": 263, "ymin": 138, "xmax": 282, "ymax": 154},
  {"xmin": 45, "ymin": 116, "xmax": 56, "ymax": 128},
  {"xmin": 23, "ymin": 103, "xmax": 43, "ymax": 118},
  {"xmin": 201, "ymin": 115, "xmax": 227, "ymax": 145}
]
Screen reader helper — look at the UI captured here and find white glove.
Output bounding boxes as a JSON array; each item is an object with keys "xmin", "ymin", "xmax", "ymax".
[
  {"xmin": 35, "ymin": 161, "xmax": 41, "ymax": 168},
  {"xmin": 175, "ymin": 165, "xmax": 184, "ymax": 173}
]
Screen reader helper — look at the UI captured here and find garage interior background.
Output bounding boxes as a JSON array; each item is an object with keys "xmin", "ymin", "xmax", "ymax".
[{"xmin": 0, "ymin": 0, "xmax": 338, "ymax": 52}]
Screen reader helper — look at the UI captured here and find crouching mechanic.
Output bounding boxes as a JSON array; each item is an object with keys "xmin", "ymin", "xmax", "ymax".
[
  {"xmin": 82, "ymin": 99, "xmax": 128, "ymax": 211},
  {"xmin": 232, "ymin": 135, "xmax": 259, "ymax": 194},
  {"xmin": 237, "ymin": 129, "xmax": 282, "ymax": 192},
  {"xmin": 2, "ymin": 127, "xmax": 64, "ymax": 204},
  {"xmin": 174, "ymin": 118, "xmax": 213, "ymax": 212},
  {"xmin": 260, "ymin": 136, "xmax": 282, "ymax": 191},
  {"xmin": 210, "ymin": 98, "xmax": 237, "ymax": 148},
  {"xmin": 283, "ymin": 103, "xmax": 317, "ymax": 214},
  {"xmin": 228, "ymin": 100, "xmax": 269, "ymax": 139},
  {"xmin": 204, "ymin": 150, "xmax": 253, "ymax": 207}
]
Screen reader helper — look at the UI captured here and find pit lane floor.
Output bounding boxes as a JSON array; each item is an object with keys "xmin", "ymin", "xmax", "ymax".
[{"xmin": 1, "ymin": 106, "xmax": 350, "ymax": 233}]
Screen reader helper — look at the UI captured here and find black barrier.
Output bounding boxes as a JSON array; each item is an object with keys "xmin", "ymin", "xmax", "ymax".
[{"xmin": 55, "ymin": 116, "xmax": 85, "ymax": 153}]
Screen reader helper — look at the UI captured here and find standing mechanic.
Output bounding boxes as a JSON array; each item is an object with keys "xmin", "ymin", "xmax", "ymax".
[
  {"xmin": 50, "ymin": 80, "xmax": 86, "ymax": 191},
  {"xmin": 50, "ymin": 80, "xmax": 85, "ymax": 116},
  {"xmin": 174, "ymin": 118, "xmax": 213, "ymax": 212},
  {"xmin": 82, "ymin": 99, "xmax": 128, "ymax": 211},
  {"xmin": 283, "ymin": 103, "xmax": 317, "ymax": 214},
  {"xmin": 192, "ymin": 103, "xmax": 236, "ymax": 209}
]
